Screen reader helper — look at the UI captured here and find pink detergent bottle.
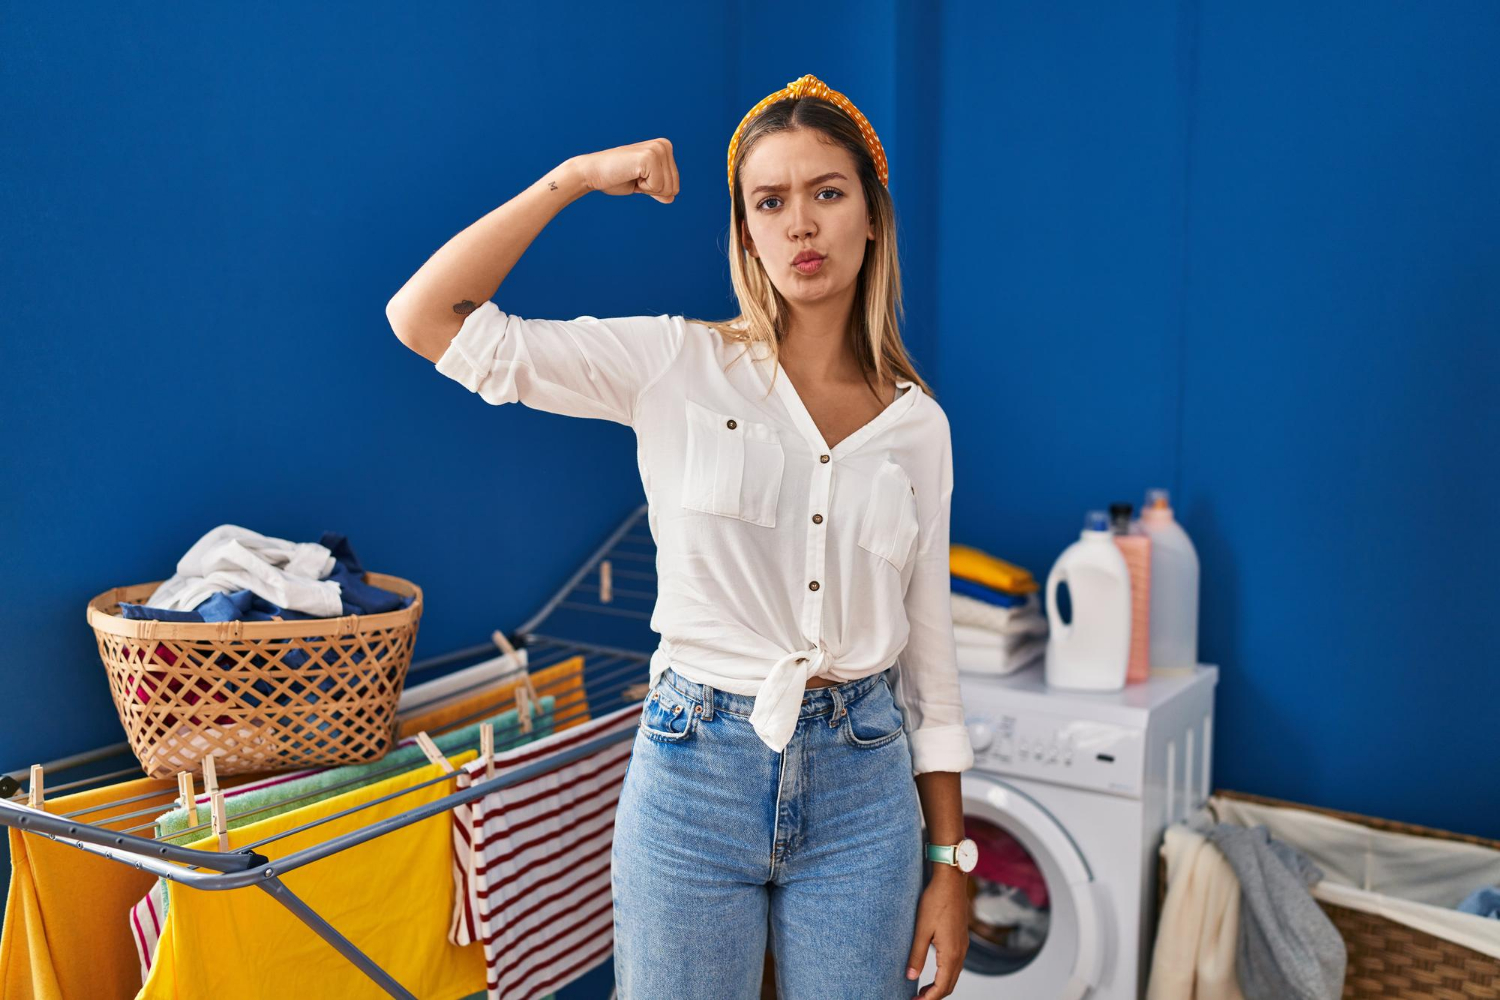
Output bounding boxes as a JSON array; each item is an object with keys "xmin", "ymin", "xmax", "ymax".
[{"xmin": 1109, "ymin": 502, "xmax": 1153, "ymax": 684}]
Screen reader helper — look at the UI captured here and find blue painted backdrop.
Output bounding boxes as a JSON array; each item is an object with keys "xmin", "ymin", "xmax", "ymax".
[{"xmin": 3, "ymin": 0, "xmax": 1496, "ymax": 989}]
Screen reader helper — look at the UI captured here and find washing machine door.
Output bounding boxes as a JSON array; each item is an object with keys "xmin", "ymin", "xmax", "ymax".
[{"xmin": 924, "ymin": 772, "xmax": 1106, "ymax": 1000}]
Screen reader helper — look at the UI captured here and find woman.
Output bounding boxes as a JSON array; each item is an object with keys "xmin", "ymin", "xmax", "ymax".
[{"xmin": 388, "ymin": 74, "xmax": 978, "ymax": 1000}]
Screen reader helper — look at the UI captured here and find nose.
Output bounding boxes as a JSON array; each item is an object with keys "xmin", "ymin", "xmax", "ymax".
[{"xmin": 786, "ymin": 198, "xmax": 816, "ymax": 241}]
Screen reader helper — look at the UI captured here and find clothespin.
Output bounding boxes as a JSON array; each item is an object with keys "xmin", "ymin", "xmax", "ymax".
[
  {"xmin": 599, "ymin": 559, "xmax": 613, "ymax": 603},
  {"xmin": 414, "ymin": 731, "xmax": 454, "ymax": 774},
  {"xmin": 178, "ymin": 771, "xmax": 199, "ymax": 826},
  {"xmin": 28, "ymin": 765, "xmax": 43, "ymax": 810},
  {"xmin": 480, "ymin": 723, "xmax": 495, "ymax": 781},
  {"xmin": 516, "ymin": 684, "xmax": 533, "ymax": 735},
  {"xmin": 209, "ymin": 790, "xmax": 229, "ymax": 852},
  {"xmin": 490, "ymin": 629, "xmax": 519, "ymax": 665},
  {"xmin": 201, "ymin": 753, "xmax": 219, "ymax": 799}
]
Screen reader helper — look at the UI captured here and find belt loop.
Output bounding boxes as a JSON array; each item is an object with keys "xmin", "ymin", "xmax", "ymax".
[
  {"xmin": 827, "ymin": 685, "xmax": 844, "ymax": 727},
  {"xmin": 700, "ymin": 680, "xmax": 714, "ymax": 721}
]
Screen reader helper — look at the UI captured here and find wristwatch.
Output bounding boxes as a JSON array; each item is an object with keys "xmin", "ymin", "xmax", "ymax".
[{"xmin": 925, "ymin": 838, "xmax": 979, "ymax": 873}]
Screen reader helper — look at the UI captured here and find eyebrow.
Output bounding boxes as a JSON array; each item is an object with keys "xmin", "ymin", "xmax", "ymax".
[{"xmin": 749, "ymin": 171, "xmax": 850, "ymax": 196}]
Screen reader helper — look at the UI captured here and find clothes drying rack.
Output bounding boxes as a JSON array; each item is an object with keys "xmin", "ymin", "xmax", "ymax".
[{"xmin": 0, "ymin": 504, "xmax": 658, "ymax": 1000}]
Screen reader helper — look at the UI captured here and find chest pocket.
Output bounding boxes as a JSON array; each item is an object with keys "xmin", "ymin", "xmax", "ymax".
[
  {"xmin": 856, "ymin": 459, "xmax": 921, "ymax": 572},
  {"xmin": 680, "ymin": 398, "xmax": 785, "ymax": 527}
]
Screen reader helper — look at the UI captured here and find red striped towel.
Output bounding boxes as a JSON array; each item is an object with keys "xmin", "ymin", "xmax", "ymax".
[{"xmin": 450, "ymin": 704, "xmax": 637, "ymax": 999}]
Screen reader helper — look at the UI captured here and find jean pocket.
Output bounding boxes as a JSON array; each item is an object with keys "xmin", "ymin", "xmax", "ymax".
[
  {"xmin": 680, "ymin": 397, "xmax": 784, "ymax": 528},
  {"xmin": 639, "ymin": 686, "xmax": 699, "ymax": 743},
  {"xmin": 840, "ymin": 680, "xmax": 907, "ymax": 749}
]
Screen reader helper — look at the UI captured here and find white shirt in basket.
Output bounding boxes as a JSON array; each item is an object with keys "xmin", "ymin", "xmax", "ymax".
[{"xmin": 434, "ymin": 300, "xmax": 973, "ymax": 775}]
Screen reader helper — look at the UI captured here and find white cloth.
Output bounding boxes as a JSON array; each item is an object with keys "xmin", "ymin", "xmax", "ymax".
[
  {"xmin": 1146, "ymin": 821, "xmax": 1247, "ymax": 1000},
  {"xmin": 435, "ymin": 301, "xmax": 973, "ymax": 775},
  {"xmin": 449, "ymin": 704, "xmax": 637, "ymax": 998},
  {"xmin": 145, "ymin": 524, "xmax": 341, "ymax": 617},
  {"xmin": 951, "ymin": 590, "xmax": 1045, "ymax": 633}
]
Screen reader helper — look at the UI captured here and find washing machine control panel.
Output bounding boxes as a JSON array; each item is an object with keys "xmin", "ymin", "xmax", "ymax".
[{"xmin": 967, "ymin": 710, "xmax": 1144, "ymax": 796}]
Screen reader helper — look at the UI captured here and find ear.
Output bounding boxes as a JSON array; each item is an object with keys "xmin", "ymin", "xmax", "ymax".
[
  {"xmin": 867, "ymin": 214, "xmax": 875, "ymax": 242},
  {"xmin": 742, "ymin": 219, "xmax": 759, "ymax": 258}
]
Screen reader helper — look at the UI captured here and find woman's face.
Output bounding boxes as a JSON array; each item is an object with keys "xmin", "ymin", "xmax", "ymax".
[{"xmin": 739, "ymin": 128, "xmax": 874, "ymax": 308}]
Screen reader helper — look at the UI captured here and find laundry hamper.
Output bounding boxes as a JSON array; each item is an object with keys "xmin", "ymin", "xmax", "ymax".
[
  {"xmin": 1157, "ymin": 788, "xmax": 1500, "ymax": 999},
  {"xmin": 86, "ymin": 574, "xmax": 422, "ymax": 779}
]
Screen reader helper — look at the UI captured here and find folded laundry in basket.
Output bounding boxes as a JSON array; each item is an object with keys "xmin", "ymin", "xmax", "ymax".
[
  {"xmin": 1458, "ymin": 885, "xmax": 1500, "ymax": 919},
  {"xmin": 120, "ymin": 527, "xmax": 412, "ymax": 624},
  {"xmin": 1206, "ymin": 823, "xmax": 1346, "ymax": 1000}
]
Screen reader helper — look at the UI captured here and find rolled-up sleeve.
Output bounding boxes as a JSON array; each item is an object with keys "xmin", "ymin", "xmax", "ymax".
[
  {"xmin": 433, "ymin": 299, "xmax": 685, "ymax": 426},
  {"xmin": 893, "ymin": 420, "xmax": 975, "ymax": 776}
]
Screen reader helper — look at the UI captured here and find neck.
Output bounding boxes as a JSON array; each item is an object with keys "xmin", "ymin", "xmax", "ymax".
[{"xmin": 781, "ymin": 286, "xmax": 858, "ymax": 381}]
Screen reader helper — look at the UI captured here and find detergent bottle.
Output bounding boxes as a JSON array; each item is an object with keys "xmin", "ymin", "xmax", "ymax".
[
  {"xmin": 1139, "ymin": 488, "xmax": 1200, "ymax": 675},
  {"xmin": 1109, "ymin": 502, "xmax": 1153, "ymax": 684},
  {"xmin": 1044, "ymin": 510, "xmax": 1132, "ymax": 691}
]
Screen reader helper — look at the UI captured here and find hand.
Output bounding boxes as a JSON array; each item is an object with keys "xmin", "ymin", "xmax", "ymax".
[
  {"xmin": 906, "ymin": 866, "xmax": 969, "ymax": 998},
  {"xmin": 570, "ymin": 138, "xmax": 679, "ymax": 203}
]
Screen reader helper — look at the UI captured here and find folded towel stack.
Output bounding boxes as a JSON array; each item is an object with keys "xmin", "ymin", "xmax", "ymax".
[{"xmin": 949, "ymin": 544, "xmax": 1048, "ymax": 676}]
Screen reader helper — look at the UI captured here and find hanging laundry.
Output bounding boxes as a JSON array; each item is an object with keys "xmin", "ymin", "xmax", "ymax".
[
  {"xmin": 0, "ymin": 772, "xmax": 247, "ymax": 1000},
  {"xmin": 449, "ymin": 704, "xmax": 638, "ymax": 999},
  {"xmin": 950, "ymin": 544, "xmax": 1039, "ymax": 595},
  {"xmin": 139, "ymin": 752, "xmax": 486, "ymax": 1000},
  {"xmin": 399, "ymin": 655, "xmax": 588, "ymax": 740}
]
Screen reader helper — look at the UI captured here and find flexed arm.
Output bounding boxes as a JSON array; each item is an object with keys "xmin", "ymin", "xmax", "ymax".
[{"xmin": 386, "ymin": 139, "xmax": 681, "ymax": 363}]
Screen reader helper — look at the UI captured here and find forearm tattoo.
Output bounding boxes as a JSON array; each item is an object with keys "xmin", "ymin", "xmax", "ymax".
[{"xmin": 452, "ymin": 300, "xmax": 478, "ymax": 315}]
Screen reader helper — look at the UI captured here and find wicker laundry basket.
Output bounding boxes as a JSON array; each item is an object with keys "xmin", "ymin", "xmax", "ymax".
[
  {"xmin": 86, "ymin": 574, "xmax": 422, "ymax": 779},
  {"xmin": 1156, "ymin": 788, "xmax": 1500, "ymax": 999}
]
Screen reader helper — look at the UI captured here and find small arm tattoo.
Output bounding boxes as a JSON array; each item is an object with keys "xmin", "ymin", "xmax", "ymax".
[
  {"xmin": 452, "ymin": 300, "xmax": 478, "ymax": 315},
  {"xmin": 548, "ymin": 179, "xmax": 558, "ymax": 191}
]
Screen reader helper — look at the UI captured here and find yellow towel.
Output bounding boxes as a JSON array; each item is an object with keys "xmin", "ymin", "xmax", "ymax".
[
  {"xmin": 949, "ymin": 544, "xmax": 1039, "ymax": 595},
  {"xmin": 139, "ymin": 751, "xmax": 485, "ymax": 1000},
  {"xmin": 396, "ymin": 654, "xmax": 589, "ymax": 739},
  {"xmin": 1, "ymin": 773, "xmax": 253, "ymax": 1000}
]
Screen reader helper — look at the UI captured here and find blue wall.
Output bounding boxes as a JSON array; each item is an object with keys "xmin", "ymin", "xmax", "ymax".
[
  {"xmin": 3, "ymin": 0, "xmax": 1496, "ymax": 974},
  {"xmin": 939, "ymin": 0, "xmax": 1499, "ymax": 838}
]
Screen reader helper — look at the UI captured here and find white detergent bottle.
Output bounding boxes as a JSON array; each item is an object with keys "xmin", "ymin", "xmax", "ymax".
[
  {"xmin": 1139, "ymin": 487, "xmax": 1200, "ymax": 675},
  {"xmin": 1044, "ymin": 510, "xmax": 1132, "ymax": 691}
]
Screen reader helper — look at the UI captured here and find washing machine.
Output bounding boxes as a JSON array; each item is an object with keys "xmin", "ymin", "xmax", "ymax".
[{"xmin": 918, "ymin": 661, "xmax": 1219, "ymax": 1000}]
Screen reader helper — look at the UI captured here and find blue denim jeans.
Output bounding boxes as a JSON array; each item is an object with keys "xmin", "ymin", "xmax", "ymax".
[{"xmin": 611, "ymin": 665, "xmax": 924, "ymax": 999}]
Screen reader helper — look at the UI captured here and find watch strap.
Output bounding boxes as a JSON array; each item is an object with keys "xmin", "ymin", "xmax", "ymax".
[{"xmin": 925, "ymin": 842, "xmax": 958, "ymax": 866}]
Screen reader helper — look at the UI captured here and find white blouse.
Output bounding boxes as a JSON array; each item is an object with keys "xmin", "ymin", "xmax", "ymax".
[{"xmin": 434, "ymin": 300, "xmax": 974, "ymax": 776}]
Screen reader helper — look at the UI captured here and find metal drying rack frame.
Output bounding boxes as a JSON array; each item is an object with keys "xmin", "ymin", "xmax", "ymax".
[{"xmin": 0, "ymin": 504, "xmax": 657, "ymax": 1000}]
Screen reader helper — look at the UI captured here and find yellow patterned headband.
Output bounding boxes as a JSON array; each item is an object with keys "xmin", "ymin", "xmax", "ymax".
[{"xmin": 726, "ymin": 73, "xmax": 889, "ymax": 194}]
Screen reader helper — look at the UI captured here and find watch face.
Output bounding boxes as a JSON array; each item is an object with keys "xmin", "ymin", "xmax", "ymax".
[{"xmin": 955, "ymin": 838, "xmax": 979, "ymax": 873}]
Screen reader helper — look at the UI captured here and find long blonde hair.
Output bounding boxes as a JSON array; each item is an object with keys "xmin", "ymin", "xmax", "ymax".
[{"xmin": 685, "ymin": 95, "xmax": 935, "ymax": 403}]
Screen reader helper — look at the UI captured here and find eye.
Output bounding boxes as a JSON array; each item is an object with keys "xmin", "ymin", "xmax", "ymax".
[{"xmin": 755, "ymin": 188, "xmax": 843, "ymax": 211}]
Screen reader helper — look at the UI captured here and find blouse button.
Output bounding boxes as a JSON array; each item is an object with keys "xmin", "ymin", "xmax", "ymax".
[
  {"xmin": 726, "ymin": 419, "xmax": 738, "ymax": 430},
  {"xmin": 819, "ymin": 454, "xmax": 830, "ymax": 463},
  {"xmin": 809, "ymin": 580, "xmax": 820, "ymax": 591},
  {"xmin": 812, "ymin": 513, "xmax": 823, "ymax": 524}
]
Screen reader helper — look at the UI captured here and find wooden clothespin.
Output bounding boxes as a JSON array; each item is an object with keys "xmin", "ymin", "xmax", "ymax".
[
  {"xmin": 28, "ymin": 765, "xmax": 43, "ymax": 811},
  {"xmin": 209, "ymin": 790, "xmax": 229, "ymax": 852},
  {"xmin": 178, "ymin": 771, "xmax": 199, "ymax": 827},
  {"xmin": 480, "ymin": 723, "xmax": 495, "ymax": 781},
  {"xmin": 414, "ymin": 731, "xmax": 454, "ymax": 774},
  {"xmin": 515, "ymin": 684, "xmax": 533, "ymax": 735},
  {"xmin": 490, "ymin": 629, "xmax": 519, "ymax": 665},
  {"xmin": 599, "ymin": 559, "xmax": 613, "ymax": 603},
  {"xmin": 201, "ymin": 753, "xmax": 219, "ymax": 803}
]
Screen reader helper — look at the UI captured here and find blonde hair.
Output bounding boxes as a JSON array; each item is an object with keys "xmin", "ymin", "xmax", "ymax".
[{"xmin": 684, "ymin": 95, "xmax": 935, "ymax": 404}]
